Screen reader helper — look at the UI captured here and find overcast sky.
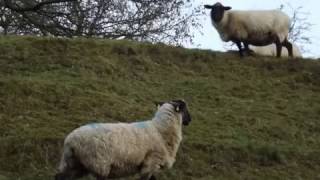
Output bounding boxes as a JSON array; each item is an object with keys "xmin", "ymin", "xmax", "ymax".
[{"xmin": 188, "ymin": 0, "xmax": 320, "ymax": 58}]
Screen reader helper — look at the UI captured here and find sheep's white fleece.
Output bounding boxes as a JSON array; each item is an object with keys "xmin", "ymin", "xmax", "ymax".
[
  {"xmin": 59, "ymin": 103, "xmax": 183, "ymax": 178},
  {"xmin": 213, "ymin": 10, "xmax": 290, "ymax": 45},
  {"xmin": 251, "ymin": 44, "xmax": 302, "ymax": 58}
]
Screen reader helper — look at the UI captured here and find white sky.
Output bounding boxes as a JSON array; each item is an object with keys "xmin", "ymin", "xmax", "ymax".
[{"xmin": 187, "ymin": 0, "xmax": 320, "ymax": 58}]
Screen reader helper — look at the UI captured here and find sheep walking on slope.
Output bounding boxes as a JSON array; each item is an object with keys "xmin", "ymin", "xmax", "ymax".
[
  {"xmin": 204, "ymin": 2, "xmax": 294, "ymax": 58},
  {"xmin": 55, "ymin": 100, "xmax": 192, "ymax": 180}
]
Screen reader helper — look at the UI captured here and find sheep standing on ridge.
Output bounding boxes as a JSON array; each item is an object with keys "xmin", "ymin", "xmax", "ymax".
[
  {"xmin": 55, "ymin": 100, "xmax": 192, "ymax": 180},
  {"xmin": 251, "ymin": 43, "xmax": 302, "ymax": 58},
  {"xmin": 204, "ymin": 2, "xmax": 293, "ymax": 58}
]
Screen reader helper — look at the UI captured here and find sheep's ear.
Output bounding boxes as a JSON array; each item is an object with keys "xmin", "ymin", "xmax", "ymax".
[
  {"xmin": 154, "ymin": 101, "xmax": 164, "ymax": 109},
  {"xmin": 175, "ymin": 105, "xmax": 181, "ymax": 112},
  {"xmin": 204, "ymin": 5, "xmax": 213, "ymax": 9},
  {"xmin": 173, "ymin": 105, "xmax": 180, "ymax": 112},
  {"xmin": 224, "ymin": 6, "xmax": 232, "ymax": 10}
]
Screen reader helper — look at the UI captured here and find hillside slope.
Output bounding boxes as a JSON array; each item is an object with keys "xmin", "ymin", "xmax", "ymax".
[{"xmin": 0, "ymin": 36, "xmax": 319, "ymax": 180}]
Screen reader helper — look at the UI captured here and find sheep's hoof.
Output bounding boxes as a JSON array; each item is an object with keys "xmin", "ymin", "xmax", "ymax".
[{"xmin": 55, "ymin": 173, "xmax": 65, "ymax": 180}]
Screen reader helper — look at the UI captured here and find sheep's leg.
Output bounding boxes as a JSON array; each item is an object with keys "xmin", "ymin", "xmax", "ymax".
[
  {"xmin": 150, "ymin": 175, "xmax": 156, "ymax": 180},
  {"xmin": 235, "ymin": 41, "xmax": 244, "ymax": 57},
  {"xmin": 55, "ymin": 172, "xmax": 66, "ymax": 180},
  {"xmin": 55, "ymin": 147, "xmax": 88, "ymax": 180},
  {"xmin": 139, "ymin": 174, "xmax": 156, "ymax": 180},
  {"xmin": 244, "ymin": 43, "xmax": 249, "ymax": 51},
  {"xmin": 282, "ymin": 38, "xmax": 293, "ymax": 57},
  {"xmin": 95, "ymin": 175, "xmax": 107, "ymax": 180},
  {"xmin": 55, "ymin": 164, "xmax": 88, "ymax": 180},
  {"xmin": 55, "ymin": 166, "xmax": 88, "ymax": 180},
  {"xmin": 244, "ymin": 42, "xmax": 254, "ymax": 55},
  {"xmin": 139, "ymin": 152, "xmax": 164, "ymax": 180},
  {"xmin": 275, "ymin": 38, "xmax": 282, "ymax": 58}
]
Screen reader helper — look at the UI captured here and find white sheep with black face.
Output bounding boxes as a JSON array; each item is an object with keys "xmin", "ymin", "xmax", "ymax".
[
  {"xmin": 204, "ymin": 2, "xmax": 294, "ymax": 58},
  {"xmin": 55, "ymin": 100, "xmax": 192, "ymax": 180}
]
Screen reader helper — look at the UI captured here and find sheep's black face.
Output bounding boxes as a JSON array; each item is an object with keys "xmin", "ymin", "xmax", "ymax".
[
  {"xmin": 155, "ymin": 99, "xmax": 192, "ymax": 126},
  {"xmin": 170, "ymin": 100, "xmax": 192, "ymax": 126},
  {"xmin": 204, "ymin": 2, "xmax": 232, "ymax": 23}
]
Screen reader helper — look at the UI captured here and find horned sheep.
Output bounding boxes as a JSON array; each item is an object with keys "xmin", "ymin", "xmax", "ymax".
[
  {"xmin": 204, "ymin": 2, "xmax": 294, "ymax": 58},
  {"xmin": 55, "ymin": 99, "xmax": 192, "ymax": 180}
]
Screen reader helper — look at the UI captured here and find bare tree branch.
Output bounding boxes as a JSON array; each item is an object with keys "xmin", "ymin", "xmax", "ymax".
[
  {"xmin": 0, "ymin": 0, "xmax": 203, "ymax": 45},
  {"xmin": 281, "ymin": 3, "xmax": 313, "ymax": 53},
  {"xmin": 3, "ymin": 0, "xmax": 77, "ymax": 12}
]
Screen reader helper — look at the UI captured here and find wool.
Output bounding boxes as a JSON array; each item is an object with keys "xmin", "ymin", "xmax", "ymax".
[
  {"xmin": 56, "ymin": 100, "xmax": 191, "ymax": 180},
  {"xmin": 214, "ymin": 10, "xmax": 290, "ymax": 44},
  {"xmin": 205, "ymin": 3, "xmax": 293, "ymax": 57}
]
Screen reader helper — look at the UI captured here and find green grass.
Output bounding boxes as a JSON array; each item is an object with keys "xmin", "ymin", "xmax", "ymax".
[{"xmin": 0, "ymin": 36, "xmax": 319, "ymax": 180}]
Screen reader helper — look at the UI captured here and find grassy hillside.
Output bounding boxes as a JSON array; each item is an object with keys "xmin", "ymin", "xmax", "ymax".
[{"xmin": 0, "ymin": 36, "xmax": 319, "ymax": 180}]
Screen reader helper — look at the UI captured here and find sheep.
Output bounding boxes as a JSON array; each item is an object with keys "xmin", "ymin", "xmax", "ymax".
[
  {"xmin": 204, "ymin": 2, "xmax": 293, "ymax": 58},
  {"xmin": 251, "ymin": 43, "xmax": 302, "ymax": 58},
  {"xmin": 55, "ymin": 99, "xmax": 192, "ymax": 180}
]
